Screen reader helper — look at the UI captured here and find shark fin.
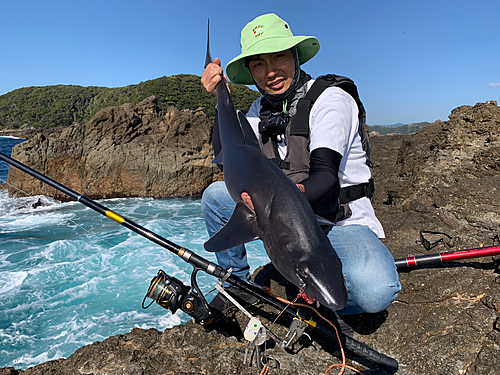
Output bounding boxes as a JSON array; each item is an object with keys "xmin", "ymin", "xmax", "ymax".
[
  {"xmin": 204, "ymin": 201, "xmax": 260, "ymax": 252},
  {"xmin": 315, "ymin": 214, "xmax": 335, "ymax": 233},
  {"xmin": 204, "ymin": 19, "xmax": 213, "ymax": 68},
  {"xmin": 237, "ymin": 111, "xmax": 260, "ymax": 148},
  {"xmin": 212, "ymin": 149, "xmax": 223, "ymax": 168}
]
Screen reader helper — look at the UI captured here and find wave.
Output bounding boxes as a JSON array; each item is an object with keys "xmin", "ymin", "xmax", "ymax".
[
  {"xmin": 0, "ymin": 190, "xmax": 63, "ymax": 217},
  {"xmin": 0, "ymin": 271, "xmax": 28, "ymax": 295},
  {"xmin": 0, "ymin": 194, "xmax": 270, "ymax": 369},
  {"xmin": 0, "ymin": 135, "xmax": 26, "ymax": 140}
]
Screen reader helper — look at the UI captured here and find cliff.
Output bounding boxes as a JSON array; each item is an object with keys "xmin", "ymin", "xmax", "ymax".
[
  {"xmin": 2, "ymin": 100, "xmax": 500, "ymax": 375},
  {"xmin": 6, "ymin": 96, "xmax": 223, "ymax": 200}
]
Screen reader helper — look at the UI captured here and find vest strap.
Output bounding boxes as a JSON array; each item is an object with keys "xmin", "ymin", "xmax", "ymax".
[
  {"xmin": 289, "ymin": 98, "xmax": 311, "ymax": 136},
  {"xmin": 270, "ymin": 158, "xmax": 290, "ymax": 170},
  {"xmin": 289, "ymin": 75, "xmax": 337, "ymax": 136},
  {"xmin": 339, "ymin": 178, "xmax": 374, "ymax": 205},
  {"xmin": 258, "ymin": 105, "xmax": 271, "ymax": 144}
]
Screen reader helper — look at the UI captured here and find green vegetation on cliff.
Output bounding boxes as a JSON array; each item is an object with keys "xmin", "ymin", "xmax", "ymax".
[{"xmin": 0, "ymin": 74, "xmax": 260, "ymax": 130}]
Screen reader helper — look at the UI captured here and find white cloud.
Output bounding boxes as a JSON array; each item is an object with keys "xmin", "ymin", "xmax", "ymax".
[{"xmin": 488, "ymin": 82, "xmax": 500, "ymax": 88}]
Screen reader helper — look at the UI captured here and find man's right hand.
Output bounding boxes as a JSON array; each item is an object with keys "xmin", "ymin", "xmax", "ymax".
[
  {"xmin": 241, "ymin": 192, "xmax": 254, "ymax": 211},
  {"xmin": 201, "ymin": 58, "xmax": 229, "ymax": 95}
]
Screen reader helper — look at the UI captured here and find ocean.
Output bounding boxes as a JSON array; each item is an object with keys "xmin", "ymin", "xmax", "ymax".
[{"xmin": 0, "ymin": 136, "xmax": 269, "ymax": 370}]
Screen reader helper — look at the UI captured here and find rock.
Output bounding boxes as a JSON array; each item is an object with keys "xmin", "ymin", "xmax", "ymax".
[
  {"xmin": 365, "ymin": 100, "xmax": 500, "ymax": 374},
  {"xmin": 372, "ymin": 100, "xmax": 500, "ymax": 255},
  {"xmin": 6, "ymin": 96, "xmax": 223, "ymax": 200},
  {"xmin": 2, "ymin": 101, "xmax": 500, "ymax": 374}
]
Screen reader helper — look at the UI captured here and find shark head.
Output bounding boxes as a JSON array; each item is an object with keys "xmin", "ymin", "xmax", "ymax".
[
  {"xmin": 260, "ymin": 218, "xmax": 347, "ymax": 311},
  {"xmin": 294, "ymin": 262, "xmax": 348, "ymax": 310}
]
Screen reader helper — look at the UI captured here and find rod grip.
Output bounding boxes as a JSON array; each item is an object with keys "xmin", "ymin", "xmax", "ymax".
[{"xmin": 345, "ymin": 335, "xmax": 398, "ymax": 374}]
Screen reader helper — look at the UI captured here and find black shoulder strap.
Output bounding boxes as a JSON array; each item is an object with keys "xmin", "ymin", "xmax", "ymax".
[
  {"xmin": 258, "ymin": 97, "xmax": 272, "ymax": 144},
  {"xmin": 289, "ymin": 74, "xmax": 372, "ymax": 167},
  {"xmin": 290, "ymin": 75, "xmax": 337, "ymax": 136}
]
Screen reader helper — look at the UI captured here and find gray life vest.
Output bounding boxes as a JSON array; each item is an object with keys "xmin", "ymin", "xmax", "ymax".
[{"xmin": 258, "ymin": 74, "xmax": 374, "ymax": 222}]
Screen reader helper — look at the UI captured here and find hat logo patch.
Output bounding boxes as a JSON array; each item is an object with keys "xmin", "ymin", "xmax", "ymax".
[{"xmin": 253, "ymin": 25, "xmax": 264, "ymax": 38}]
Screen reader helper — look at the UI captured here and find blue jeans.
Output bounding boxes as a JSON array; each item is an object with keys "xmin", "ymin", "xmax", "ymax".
[{"xmin": 201, "ymin": 181, "xmax": 401, "ymax": 315}]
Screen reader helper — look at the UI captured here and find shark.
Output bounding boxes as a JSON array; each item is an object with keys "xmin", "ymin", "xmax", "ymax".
[{"xmin": 203, "ymin": 28, "xmax": 347, "ymax": 310}]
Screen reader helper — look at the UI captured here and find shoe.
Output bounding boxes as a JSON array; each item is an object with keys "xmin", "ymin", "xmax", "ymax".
[{"xmin": 208, "ymin": 286, "xmax": 259, "ymax": 322}]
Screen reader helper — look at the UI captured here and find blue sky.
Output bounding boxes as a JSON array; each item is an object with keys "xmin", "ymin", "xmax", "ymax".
[{"xmin": 1, "ymin": 0, "xmax": 498, "ymax": 125}]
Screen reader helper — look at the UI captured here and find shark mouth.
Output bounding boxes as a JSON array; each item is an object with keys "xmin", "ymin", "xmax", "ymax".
[{"xmin": 295, "ymin": 264, "xmax": 308, "ymax": 290}]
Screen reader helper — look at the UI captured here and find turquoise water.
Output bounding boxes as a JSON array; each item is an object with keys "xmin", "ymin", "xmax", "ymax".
[
  {"xmin": 0, "ymin": 137, "xmax": 269, "ymax": 370},
  {"xmin": 0, "ymin": 137, "xmax": 26, "ymax": 179}
]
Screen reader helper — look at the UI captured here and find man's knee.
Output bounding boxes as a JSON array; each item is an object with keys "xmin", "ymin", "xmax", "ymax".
[
  {"xmin": 352, "ymin": 270, "xmax": 401, "ymax": 313},
  {"xmin": 361, "ymin": 285, "xmax": 400, "ymax": 313},
  {"xmin": 201, "ymin": 181, "xmax": 227, "ymax": 216},
  {"xmin": 201, "ymin": 181, "xmax": 225, "ymax": 203}
]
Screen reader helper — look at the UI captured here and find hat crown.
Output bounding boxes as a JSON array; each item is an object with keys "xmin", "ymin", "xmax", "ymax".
[{"xmin": 241, "ymin": 14, "xmax": 294, "ymax": 53}]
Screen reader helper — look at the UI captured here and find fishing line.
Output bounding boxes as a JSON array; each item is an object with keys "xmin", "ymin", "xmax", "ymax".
[
  {"xmin": 258, "ymin": 293, "xmax": 298, "ymax": 372},
  {"xmin": 260, "ymin": 286, "xmax": 363, "ymax": 375}
]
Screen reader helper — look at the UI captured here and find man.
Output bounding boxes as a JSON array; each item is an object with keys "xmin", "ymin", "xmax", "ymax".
[{"xmin": 201, "ymin": 13, "xmax": 400, "ymax": 326}]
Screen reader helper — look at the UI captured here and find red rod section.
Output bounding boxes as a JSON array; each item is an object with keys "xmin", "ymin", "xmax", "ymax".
[{"xmin": 395, "ymin": 245, "xmax": 500, "ymax": 269}]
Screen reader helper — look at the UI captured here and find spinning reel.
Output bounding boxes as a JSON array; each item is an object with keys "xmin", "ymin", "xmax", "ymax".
[{"xmin": 142, "ymin": 268, "xmax": 212, "ymax": 324}]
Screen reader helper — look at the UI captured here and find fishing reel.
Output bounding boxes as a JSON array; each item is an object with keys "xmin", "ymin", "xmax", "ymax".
[{"xmin": 142, "ymin": 268, "xmax": 212, "ymax": 324}]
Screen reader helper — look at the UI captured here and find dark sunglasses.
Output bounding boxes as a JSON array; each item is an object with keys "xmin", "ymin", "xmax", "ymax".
[{"xmin": 419, "ymin": 230, "xmax": 452, "ymax": 251}]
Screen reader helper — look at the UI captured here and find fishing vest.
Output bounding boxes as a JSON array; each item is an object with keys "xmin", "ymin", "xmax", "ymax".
[{"xmin": 258, "ymin": 74, "xmax": 374, "ymax": 223}]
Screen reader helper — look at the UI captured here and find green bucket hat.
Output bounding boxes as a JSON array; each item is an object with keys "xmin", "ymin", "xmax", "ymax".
[{"xmin": 226, "ymin": 13, "xmax": 320, "ymax": 85}]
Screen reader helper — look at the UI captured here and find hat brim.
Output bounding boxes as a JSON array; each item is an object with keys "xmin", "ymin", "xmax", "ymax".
[{"xmin": 226, "ymin": 36, "xmax": 319, "ymax": 85}]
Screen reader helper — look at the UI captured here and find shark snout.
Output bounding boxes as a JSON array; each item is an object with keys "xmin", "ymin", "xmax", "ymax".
[{"xmin": 298, "ymin": 263, "xmax": 347, "ymax": 311}]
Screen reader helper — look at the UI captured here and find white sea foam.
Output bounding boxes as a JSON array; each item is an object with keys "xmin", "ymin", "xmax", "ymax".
[
  {"xmin": 0, "ymin": 329, "xmax": 35, "ymax": 347},
  {"xmin": 0, "ymin": 192, "xmax": 61, "ymax": 215},
  {"xmin": 0, "ymin": 195, "xmax": 270, "ymax": 370},
  {"xmin": 0, "ymin": 271, "xmax": 28, "ymax": 295},
  {"xmin": 0, "ymin": 197, "xmax": 74, "ymax": 233},
  {"xmin": 12, "ymin": 350, "xmax": 63, "ymax": 368},
  {"xmin": 137, "ymin": 311, "xmax": 182, "ymax": 330}
]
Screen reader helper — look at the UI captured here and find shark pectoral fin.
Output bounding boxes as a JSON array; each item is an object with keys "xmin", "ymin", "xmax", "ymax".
[
  {"xmin": 212, "ymin": 149, "xmax": 223, "ymax": 167},
  {"xmin": 315, "ymin": 215, "xmax": 335, "ymax": 233},
  {"xmin": 204, "ymin": 201, "xmax": 260, "ymax": 252}
]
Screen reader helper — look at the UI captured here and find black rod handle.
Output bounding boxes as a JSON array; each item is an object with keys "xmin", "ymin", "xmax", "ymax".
[
  {"xmin": 344, "ymin": 335, "xmax": 398, "ymax": 374},
  {"xmin": 226, "ymin": 274, "xmax": 398, "ymax": 373}
]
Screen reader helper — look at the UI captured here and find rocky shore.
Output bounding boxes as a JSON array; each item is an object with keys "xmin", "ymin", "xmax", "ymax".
[{"xmin": 2, "ymin": 100, "xmax": 500, "ymax": 374}]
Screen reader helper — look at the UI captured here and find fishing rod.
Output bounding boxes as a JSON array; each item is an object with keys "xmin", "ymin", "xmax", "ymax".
[
  {"xmin": 395, "ymin": 244, "xmax": 500, "ymax": 269},
  {"xmin": 0, "ymin": 150, "xmax": 398, "ymax": 373}
]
